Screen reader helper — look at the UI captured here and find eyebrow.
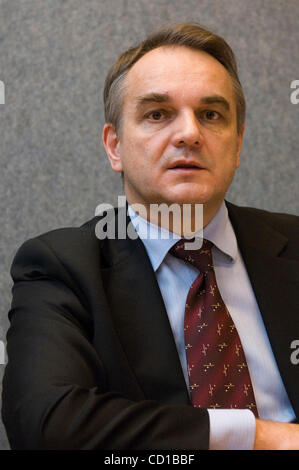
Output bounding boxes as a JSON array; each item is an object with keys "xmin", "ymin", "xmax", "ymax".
[
  {"xmin": 135, "ymin": 92, "xmax": 230, "ymax": 111},
  {"xmin": 136, "ymin": 93, "xmax": 171, "ymax": 106},
  {"xmin": 200, "ymin": 95, "xmax": 230, "ymax": 111}
]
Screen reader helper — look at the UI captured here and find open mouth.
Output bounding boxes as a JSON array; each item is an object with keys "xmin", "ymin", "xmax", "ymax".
[
  {"xmin": 168, "ymin": 160, "xmax": 204, "ymax": 171},
  {"xmin": 169, "ymin": 164, "xmax": 203, "ymax": 171},
  {"xmin": 171, "ymin": 165, "xmax": 201, "ymax": 169}
]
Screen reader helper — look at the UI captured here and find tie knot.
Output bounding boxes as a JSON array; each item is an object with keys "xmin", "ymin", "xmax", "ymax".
[{"xmin": 170, "ymin": 238, "xmax": 214, "ymax": 272}]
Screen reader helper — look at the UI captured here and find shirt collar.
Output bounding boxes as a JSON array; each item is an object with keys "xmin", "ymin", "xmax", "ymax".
[{"xmin": 128, "ymin": 201, "xmax": 237, "ymax": 272}]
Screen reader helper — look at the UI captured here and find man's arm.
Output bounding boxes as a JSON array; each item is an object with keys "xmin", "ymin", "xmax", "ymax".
[
  {"xmin": 3, "ymin": 237, "xmax": 298, "ymax": 450},
  {"xmin": 1, "ymin": 236, "xmax": 209, "ymax": 450},
  {"xmin": 254, "ymin": 420, "xmax": 299, "ymax": 450}
]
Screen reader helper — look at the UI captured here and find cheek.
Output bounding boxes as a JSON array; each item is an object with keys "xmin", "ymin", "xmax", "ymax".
[
  {"xmin": 206, "ymin": 133, "xmax": 240, "ymax": 166},
  {"xmin": 145, "ymin": 129, "xmax": 171, "ymax": 163},
  {"xmin": 119, "ymin": 138, "xmax": 153, "ymax": 182},
  {"xmin": 128, "ymin": 132, "xmax": 169, "ymax": 167}
]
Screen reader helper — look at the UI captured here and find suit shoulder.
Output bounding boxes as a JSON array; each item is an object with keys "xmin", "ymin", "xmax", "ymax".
[
  {"xmin": 227, "ymin": 202, "xmax": 299, "ymax": 238},
  {"xmin": 32, "ymin": 216, "xmax": 101, "ymax": 249},
  {"xmin": 12, "ymin": 216, "xmax": 103, "ymax": 272},
  {"xmin": 242, "ymin": 206, "xmax": 298, "ymax": 236}
]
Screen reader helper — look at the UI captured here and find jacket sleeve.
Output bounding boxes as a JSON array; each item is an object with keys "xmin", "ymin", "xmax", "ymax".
[{"xmin": 2, "ymin": 236, "xmax": 209, "ymax": 450}]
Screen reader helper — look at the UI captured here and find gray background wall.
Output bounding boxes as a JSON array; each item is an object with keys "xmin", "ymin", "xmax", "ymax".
[{"xmin": 0, "ymin": 0, "xmax": 298, "ymax": 449}]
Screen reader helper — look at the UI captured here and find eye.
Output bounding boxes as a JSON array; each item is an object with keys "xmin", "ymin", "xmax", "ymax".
[
  {"xmin": 145, "ymin": 109, "xmax": 168, "ymax": 121},
  {"xmin": 202, "ymin": 110, "xmax": 220, "ymax": 121},
  {"xmin": 150, "ymin": 111, "xmax": 163, "ymax": 120}
]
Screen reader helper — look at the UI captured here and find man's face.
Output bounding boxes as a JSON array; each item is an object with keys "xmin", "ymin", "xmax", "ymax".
[{"xmin": 103, "ymin": 46, "xmax": 244, "ymax": 219}]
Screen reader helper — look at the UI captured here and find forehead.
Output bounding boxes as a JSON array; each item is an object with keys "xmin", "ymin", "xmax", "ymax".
[{"xmin": 124, "ymin": 46, "xmax": 235, "ymax": 104}]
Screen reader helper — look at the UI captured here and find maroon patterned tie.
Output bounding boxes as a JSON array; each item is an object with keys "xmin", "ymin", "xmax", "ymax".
[{"xmin": 170, "ymin": 238, "xmax": 258, "ymax": 417}]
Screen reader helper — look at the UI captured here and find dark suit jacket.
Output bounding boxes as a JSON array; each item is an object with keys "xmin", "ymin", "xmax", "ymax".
[{"xmin": 2, "ymin": 201, "xmax": 299, "ymax": 449}]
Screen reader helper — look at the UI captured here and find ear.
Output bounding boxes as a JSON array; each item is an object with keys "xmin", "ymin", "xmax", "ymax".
[
  {"xmin": 235, "ymin": 123, "xmax": 245, "ymax": 168},
  {"xmin": 102, "ymin": 123, "xmax": 123, "ymax": 172}
]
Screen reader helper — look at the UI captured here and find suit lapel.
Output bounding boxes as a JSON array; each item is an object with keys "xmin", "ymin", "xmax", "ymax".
[
  {"xmin": 227, "ymin": 202, "xmax": 299, "ymax": 417},
  {"xmin": 100, "ymin": 207, "xmax": 190, "ymax": 405}
]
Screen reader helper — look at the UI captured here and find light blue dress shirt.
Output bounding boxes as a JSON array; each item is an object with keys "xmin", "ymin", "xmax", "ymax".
[{"xmin": 128, "ymin": 201, "xmax": 296, "ymax": 450}]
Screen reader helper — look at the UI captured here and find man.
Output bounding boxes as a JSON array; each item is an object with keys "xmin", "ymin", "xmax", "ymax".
[{"xmin": 2, "ymin": 23, "xmax": 299, "ymax": 450}]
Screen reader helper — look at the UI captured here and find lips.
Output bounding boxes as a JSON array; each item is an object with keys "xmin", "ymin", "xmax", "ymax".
[{"xmin": 168, "ymin": 159, "xmax": 204, "ymax": 170}]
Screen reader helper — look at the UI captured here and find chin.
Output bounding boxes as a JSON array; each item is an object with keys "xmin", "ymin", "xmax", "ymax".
[{"xmin": 164, "ymin": 188, "xmax": 214, "ymax": 206}]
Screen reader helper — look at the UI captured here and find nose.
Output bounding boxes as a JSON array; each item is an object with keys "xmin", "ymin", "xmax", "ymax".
[{"xmin": 172, "ymin": 110, "xmax": 202, "ymax": 148}]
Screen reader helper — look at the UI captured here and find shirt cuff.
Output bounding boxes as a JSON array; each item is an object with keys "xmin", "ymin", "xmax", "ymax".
[{"xmin": 208, "ymin": 409, "xmax": 256, "ymax": 450}]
